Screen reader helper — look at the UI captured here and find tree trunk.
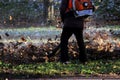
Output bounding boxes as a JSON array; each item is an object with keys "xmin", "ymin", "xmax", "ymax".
[{"xmin": 43, "ymin": 0, "xmax": 50, "ymax": 25}]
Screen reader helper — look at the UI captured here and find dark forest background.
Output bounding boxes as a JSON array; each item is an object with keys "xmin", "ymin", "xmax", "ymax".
[{"xmin": 0, "ymin": 0, "xmax": 120, "ymax": 27}]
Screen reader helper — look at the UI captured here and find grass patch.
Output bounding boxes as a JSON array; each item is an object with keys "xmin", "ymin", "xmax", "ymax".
[
  {"xmin": 0, "ymin": 27, "xmax": 62, "ymax": 44},
  {"xmin": 0, "ymin": 26, "xmax": 60, "ymax": 31},
  {"xmin": 0, "ymin": 59, "xmax": 120, "ymax": 78}
]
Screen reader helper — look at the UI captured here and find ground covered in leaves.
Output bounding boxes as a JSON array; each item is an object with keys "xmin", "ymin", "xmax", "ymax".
[
  {"xmin": 0, "ymin": 26, "xmax": 120, "ymax": 79},
  {"xmin": 0, "ymin": 26, "xmax": 120, "ymax": 63}
]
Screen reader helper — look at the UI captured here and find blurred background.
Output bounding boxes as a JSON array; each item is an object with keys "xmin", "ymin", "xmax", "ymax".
[{"xmin": 0, "ymin": 0, "xmax": 120, "ymax": 28}]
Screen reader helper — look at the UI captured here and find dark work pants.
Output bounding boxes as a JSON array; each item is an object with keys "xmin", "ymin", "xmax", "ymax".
[{"xmin": 60, "ymin": 27, "xmax": 87, "ymax": 62}]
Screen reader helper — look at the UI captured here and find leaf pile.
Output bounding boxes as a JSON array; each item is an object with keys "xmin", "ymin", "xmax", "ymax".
[
  {"xmin": 84, "ymin": 29, "xmax": 120, "ymax": 51},
  {"xmin": 84, "ymin": 28, "xmax": 120, "ymax": 60},
  {"xmin": 0, "ymin": 28, "xmax": 120, "ymax": 64}
]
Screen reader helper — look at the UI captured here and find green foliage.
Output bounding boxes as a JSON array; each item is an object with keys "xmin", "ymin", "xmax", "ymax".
[{"xmin": 0, "ymin": 60, "xmax": 120, "ymax": 78}]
